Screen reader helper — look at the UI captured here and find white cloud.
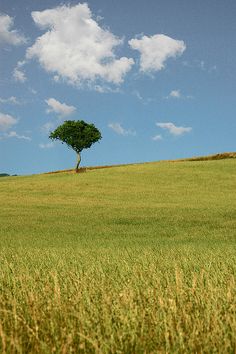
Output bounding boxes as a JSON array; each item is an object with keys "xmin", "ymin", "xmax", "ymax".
[
  {"xmin": 108, "ymin": 122, "xmax": 136, "ymax": 136},
  {"xmin": 13, "ymin": 67, "xmax": 26, "ymax": 82},
  {"xmin": 12, "ymin": 60, "xmax": 27, "ymax": 83},
  {"xmin": 152, "ymin": 134, "xmax": 163, "ymax": 141},
  {"xmin": 53, "ymin": 75, "xmax": 60, "ymax": 83},
  {"xmin": 17, "ymin": 60, "xmax": 26, "ymax": 67},
  {"xmin": 39, "ymin": 142, "xmax": 54, "ymax": 149},
  {"xmin": 183, "ymin": 60, "xmax": 205, "ymax": 71},
  {"xmin": 156, "ymin": 122, "xmax": 192, "ymax": 136},
  {"xmin": 129, "ymin": 34, "xmax": 186, "ymax": 73},
  {"xmin": 169, "ymin": 90, "xmax": 181, "ymax": 98},
  {"xmin": 41, "ymin": 122, "xmax": 55, "ymax": 134},
  {"xmin": 5, "ymin": 131, "xmax": 31, "ymax": 141},
  {"xmin": 26, "ymin": 3, "xmax": 134, "ymax": 87},
  {"xmin": 132, "ymin": 90, "xmax": 154, "ymax": 105},
  {"xmin": 0, "ymin": 14, "xmax": 27, "ymax": 45},
  {"xmin": 164, "ymin": 89, "xmax": 193, "ymax": 100},
  {"xmin": 94, "ymin": 85, "xmax": 121, "ymax": 93},
  {"xmin": 133, "ymin": 90, "xmax": 143, "ymax": 100},
  {"xmin": 0, "ymin": 96, "xmax": 20, "ymax": 104},
  {"xmin": 45, "ymin": 98, "xmax": 76, "ymax": 117},
  {"xmin": 183, "ymin": 60, "xmax": 217, "ymax": 73},
  {"xmin": 29, "ymin": 88, "xmax": 37, "ymax": 95},
  {"xmin": 0, "ymin": 112, "xmax": 17, "ymax": 131}
]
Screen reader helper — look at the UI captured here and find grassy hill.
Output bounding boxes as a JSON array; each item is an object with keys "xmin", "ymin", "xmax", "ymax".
[
  {"xmin": 0, "ymin": 158, "xmax": 235, "ymax": 352},
  {"xmin": 44, "ymin": 151, "xmax": 236, "ymax": 175}
]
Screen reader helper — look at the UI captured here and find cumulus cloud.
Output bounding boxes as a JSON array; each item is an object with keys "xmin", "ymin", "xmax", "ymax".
[
  {"xmin": 129, "ymin": 34, "xmax": 186, "ymax": 73},
  {"xmin": 0, "ymin": 96, "xmax": 20, "ymax": 104},
  {"xmin": 0, "ymin": 14, "xmax": 27, "ymax": 45},
  {"xmin": 5, "ymin": 131, "xmax": 31, "ymax": 141},
  {"xmin": 45, "ymin": 98, "xmax": 76, "ymax": 117},
  {"xmin": 0, "ymin": 112, "xmax": 17, "ymax": 131},
  {"xmin": 156, "ymin": 122, "xmax": 192, "ymax": 136},
  {"xmin": 26, "ymin": 3, "xmax": 134, "ymax": 87}
]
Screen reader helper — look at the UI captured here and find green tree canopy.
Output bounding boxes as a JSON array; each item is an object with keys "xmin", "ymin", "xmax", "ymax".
[{"xmin": 49, "ymin": 120, "xmax": 102, "ymax": 172}]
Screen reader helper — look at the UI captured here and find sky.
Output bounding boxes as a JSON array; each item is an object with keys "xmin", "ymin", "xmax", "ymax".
[{"xmin": 0, "ymin": 0, "xmax": 236, "ymax": 175}]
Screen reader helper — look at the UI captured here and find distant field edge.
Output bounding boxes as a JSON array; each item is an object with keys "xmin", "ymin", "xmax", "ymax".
[{"xmin": 44, "ymin": 151, "xmax": 236, "ymax": 175}]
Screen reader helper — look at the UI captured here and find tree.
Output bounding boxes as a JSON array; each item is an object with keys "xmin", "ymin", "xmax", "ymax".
[{"xmin": 49, "ymin": 120, "xmax": 102, "ymax": 172}]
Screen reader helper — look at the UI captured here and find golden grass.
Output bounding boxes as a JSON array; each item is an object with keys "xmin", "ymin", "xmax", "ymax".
[
  {"xmin": 0, "ymin": 158, "xmax": 235, "ymax": 352},
  {"xmin": 43, "ymin": 151, "xmax": 236, "ymax": 176}
]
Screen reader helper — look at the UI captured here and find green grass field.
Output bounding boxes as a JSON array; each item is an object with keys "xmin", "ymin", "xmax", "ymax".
[{"xmin": 0, "ymin": 159, "xmax": 236, "ymax": 353}]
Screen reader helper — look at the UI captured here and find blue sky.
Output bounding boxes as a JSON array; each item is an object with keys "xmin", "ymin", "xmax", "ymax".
[{"xmin": 0, "ymin": 0, "xmax": 235, "ymax": 174}]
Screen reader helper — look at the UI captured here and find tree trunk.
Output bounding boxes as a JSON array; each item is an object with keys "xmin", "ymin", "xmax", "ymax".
[{"xmin": 75, "ymin": 152, "xmax": 81, "ymax": 173}]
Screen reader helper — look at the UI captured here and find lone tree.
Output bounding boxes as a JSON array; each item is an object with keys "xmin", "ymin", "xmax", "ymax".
[{"xmin": 49, "ymin": 120, "xmax": 102, "ymax": 172}]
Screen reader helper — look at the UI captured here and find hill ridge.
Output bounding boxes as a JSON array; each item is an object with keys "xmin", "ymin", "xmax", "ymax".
[{"xmin": 44, "ymin": 151, "xmax": 236, "ymax": 175}]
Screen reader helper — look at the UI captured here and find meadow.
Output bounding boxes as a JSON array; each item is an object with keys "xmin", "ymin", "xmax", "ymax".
[{"xmin": 0, "ymin": 158, "xmax": 235, "ymax": 353}]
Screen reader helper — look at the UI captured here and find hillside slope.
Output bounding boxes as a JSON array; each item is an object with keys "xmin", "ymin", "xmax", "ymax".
[
  {"xmin": 0, "ymin": 159, "xmax": 235, "ymax": 352},
  {"xmin": 44, "ymin": 151, "xmax": 236, "ymax": 175}
]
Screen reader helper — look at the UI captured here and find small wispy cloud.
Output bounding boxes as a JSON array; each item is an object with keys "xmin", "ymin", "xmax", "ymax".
[
  {"xmin": 41, "ymin": 122, "xmax": 55, "ymax": 135},
  {"xmin": 45, "ymin": 98, "xmax": 76, "ymax": 118},
  {"xmin": 39, "ymin": 142, "xmax": 54, "ymax": 149},
  {"xmin": 156, "ymin": 122, "xmax": 192, "ymax": 136},
  {"xmin": 108, "ymin": 122, "xmax": 136, "ymax": 136},
  {"xmin": 94, "ymin": 85, "xmax": 122, "ymax": 94},
  {"xmin": 133, "ymin": 90, "xmax": 144, "ymax": 101},
  {"xmin": 5, "ymin": 131, "xmax": 31, "ymax": 141},
  {"xmin": 0, "ymin": 113, "xmax": 30, "ymax": 141},
  {"xmin": 0, "ymin": 96, "xmax": 20, "ymax": 105},
  {"xmin": 0, "ymin": 14, "xmax": 27, "ymax": 46},
  {"xmin": 12, "ymin": 60, "xmax": 27, "ymax": 83},
  {"xmin": 133, "ymin": 90, "xmax": 154, "ymax": 104},
  {"xmin": 169, "ymin": 90, "xmax": 181, "ymax": 98},
  {"xmin": 183, "ymin": 60, "xmax": 217, "ymax": 73},
  {"xmin": 152, "ymin": 134, "xmax": 163, "ymax": 141},
  {"xmin": 164, "ymin": 89, "xmax": 193, "ymax": 100},
  {"xmin": 29, "ymin": 88, "xmax": 37, "ymax": 95},
  {"xmin": 0, "ymin": 112, "xmax": 17, "ymax": 131},
  {"xmin": 13, "ymin": 67, "xmax": 27, "ymax": 83}
]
